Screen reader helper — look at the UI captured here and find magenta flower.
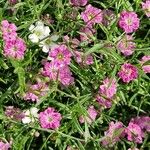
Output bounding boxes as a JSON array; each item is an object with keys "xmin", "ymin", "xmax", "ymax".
[
  {"xmin": 23, "ymin": 82, "xmax": 49, "ymax": 102},
  {"xmin": 80, "ymin": 26, "xmax": 96, "ymax": 43},
  {"xmin": 79, "ymin": 105, "xmax": 97, "ymax": 124},
  {"xmin": 70, "ymin": 0, "xmax": 88, "ymax": 6},
  {"xmin": 125, "ymin": 122, "xmax": 144, "ymax": 143},
  {"xmin": 118, "ymin": 63, "xmax": 138, "ymax": 83},
  {"xmin": 0, "ymin": 141, "xmax": 11, "ymax": 150},
  {"xmin": 81, "ymin": 4, "xmax": 103, "ymax": 26},
  {"xmin": 142, "ymin": 0, "xmax": 150, "ymax": 17},
  {"xmin": 99, "ymin": 78, "xmax": 117, "ymax": 99},
  {"xmin": 117, "ymin": 35, "xmax": 136, "ymax": 56},
  {"xmin": 3, "ymin": 37, "xmax": 26, "ymax": 60},
  {"xmin": 39, "ymin": 107, "xmax": 62, "ymax": 129},
  {"xmin": 119, "ymin": 11, "xmax": 140, "ymax": 33},
  {"xmin": 131, "ymin": 116, "xmax": 150, "ymax": 132},
  {"xmin": 74, "ymin": 51, "xmax": 93, "ymax": 66},
  {"xmin": 102, "ymin": 121, "xmax": 125, "ymax": 146},
  {"xmin": 140, "ymin": 55, "xmax": 150, "ymax": 74},
  {"xmin": 48, "ymin": 45, "xmax": 72, "ymax": 67}
]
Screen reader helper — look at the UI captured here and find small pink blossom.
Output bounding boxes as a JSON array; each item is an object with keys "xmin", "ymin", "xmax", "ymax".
[
  {"xmin": 74, "ymin": 51, "xmax": 93, "ymax": 66},
  {"xmin": 128, "ymin": 148, "xmax": 139, "ymax": 150},
  {"xmin": 80, "ymin": 26, "xmax": 96, "ymax": 43},
  {"xmin": 119, "ymin": 11, "xmax": 140, "ymax": 33},
  {"xmin": 48, "ymin": 45, "xmax": 72, "ymax": 67},
  {"xmin": 39, "ymin": 107, "xmax": 62, "ymax": 129},
  {"xmin": 23, "ymin": 82, "xmax": 49, "ymax": 102},
  {"xmin": 81, "ymin": 4, "xmax": 103, "ymax": 26},
  {"xmin": 0, "ymin": 141, "xmax": 11, "ymax": 150},
  {"xmin": 102, "ymin": 121, "xmax": 125, "ymax": 146},
  {"xmin": 125, "ymin": 122, "xmax": 144, "ymax": 143},
  {"xmin": 142, "ymin": 0, "xmax": 150, "ymax": 17},
  {"xmin": 3, "ymin": 37, "xmax": 26, "ymax": 60},
  {"xmin": 99, "ymin": 78, "xmax": 117, "ymax": 99},
  {"xmin": 140, "ymin": 55, "xmax": 150, "ymax": 73},
  {"xmin": 70, "ymin": 0, "xmax": 88, "ymax": 6},
  {"xmin": 79, "ymin": 105, "xmax": 97, "ymax": 124},
  {"xmin": 118, "ymin": 63, "xmax": 138, "ymax": 83},
  {"xmin": 117, "ymin": 35, "xmax": 136, "ymax": 56}
]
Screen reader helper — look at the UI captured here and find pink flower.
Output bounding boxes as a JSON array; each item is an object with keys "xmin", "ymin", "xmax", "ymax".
[
  {"xmin": 118, "ymin": 63, "xmax": 138, "ymax": 83},
  {"xmin": 125, "ymin": 122, "xmax": 144, "ymax": 143},
  {"xmin": 0, "ymin": 141, "xmax": 11, "ymax": 150},
  {"xmin": 102, "ymin": 121, "xmax": 125, "ymax": 146},
  {"xmin": 142, "ymin": 0, "xmax": 150, "ymax": 17},
  {"xmin": 79, "ymin": 105, "xmax": 97, "ymax": 124},
  {"xmin": 119, "ymin": 11, "xmax": 140, "ymax": 33},
  {"xmin": 128, "ymin": 148, "xmax": 139, "ymax": 150},
  {"xmin": 42, "ymin": 62, "xmax": 74, "ymax": 86},
  {"xmin": 81, "ymin": 4, "xmax": 103, "ymax": 26},
  {"xmin": 80, "ymin": 26, "xmax": 96, "ymax": 43},
  {"xmin": 5, "ymin": 106, "xmax": 24, "ymax": 121},
  {"xmin": 131, "ymin": 116, "xmax": 150, "ymax": 132},
  {"xmin": 39, "ymin": 107, "xmax": 62, "ymax": 129},
  {"xmin": 117, "ymin": 35, "xmax": 136, "ymax": 56},
  {"xmin": 3, "ymin": 37, "xmax": 26, "ymax": 60},
  {"xmin": 74, "ymin": 51, "xmax": 93, "ymax": 66},
  {"xmin": 23, "ymin": 82, "xmax": 49, "ymax": 102},
  {"xmin": 140, "ymin": 56, "xmax": 150, "ymax": 73},
  {"xmin": 99, "ymin": 78, "xmax": 117, "ymax": 99},
  {"xmin": 48, "ymin": 45, "xmax": 72, "ymax": 67},
  {"xmin": 70, "ymin": 0, "xmax": 88, "ymax": 6},
  {"xmin": 8, "ymin": 0, "xmax": 17, "ymax": 5}
]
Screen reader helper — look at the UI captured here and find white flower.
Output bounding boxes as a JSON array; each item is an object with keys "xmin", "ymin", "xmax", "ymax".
[
  {"xmin": 39, "ymin": 34, "xmax": 59, "ymax": 53},
  {"xmin": 22, "ymin": 107, "xmax": 39, "ymax": 124},
  {"xmin": 28, "ymin": 21, "xmax": 50, "ymax": 43}
]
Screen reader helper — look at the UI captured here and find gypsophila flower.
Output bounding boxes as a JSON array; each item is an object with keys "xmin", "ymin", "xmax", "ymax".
[
  {"xmin": 118, "ymin": 63, "xmax": 138, "ymax": 83},
  {"xmin": 79, "ymin": 105, "xmax": 97, "ymax": 124},
  {"xmin": 29, "ymin": 21, "xmax": 50, "ymax": 43},
  {"xmin": 81, "ymin": 4, "xmax": 103, "ymax": 26},
  {"xmin": 102, "ymin": 121, "xmax": 125, "ymax": 146},
  {"xmin": 70, "ymin": 0, "xmax": 88, "ymax": 6},
  {"xmin": 117, "ymin": 35, "xmax": 136, "ymax": 56},
  {"xmin": 125, "ymin": 122, "xmax": 144, "ymax": 143},
  {"xmin": 142, "ymin": 0, "xmax": 150, "ymax": 17},
  {"xmin": 0, "ymin": 141, "xmax": 11, "ymax": 150},
  {"xmin": 39, "ymin": 34, "xmax": 59, "ymax": 53},
  {"xmin": 48, "ymin": 44, "xmax": 72, "ymax": 67},
  {"xmin": 140, "ymin": 55, "xmax": 150, "ymax": 74},
  {"xmin": 119, "ymin": 11, "xmax": 140, "ymax": 33},
  {"xmin": 22, "ymin": 107, "xmax": 39, "ymax": 124},
  {"xmin": 39, "ymin": 107, "xmax": 62, "ymax": 129}
]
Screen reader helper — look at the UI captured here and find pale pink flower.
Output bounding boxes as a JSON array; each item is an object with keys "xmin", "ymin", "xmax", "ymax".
[
  {"xmin": 140, "ymin": 56, "xmax": 150, "ymax": 73},
  {"xmin": 79, "ymin": 105, "xmax": 97, "ymax": 124},
  {"xmin": 99, "ymin": 78, "xmax": 117, "ymax": 99},
  {"xmin": 8, "ymin": 0, "xmax": 17, "ymax": 5},
  {"xmin": 80, "ymin": 26, "xmax": 96, "ymax": 43},
  {"xmin": 131, "ymin": 116, "xmax": 150, "ymax": 132},
  {"xmin": 74, "ymin": 51, "xmax": 93, "ymax": 66},
  {"xmin": 81, "ymin": 4, "xmax": 103, "ymax": 26},
  {"xmin": 117, "ymin": 35, "xmax": 136, "ymax": 56},
  {"xmin": 3, "ymin": 37, "xmax": 26, "ymax": 60},
  {"xmin": 23, "ymin": 82, "xmax": 49, "ymax": 102},
  {"xmin": 142, "ymin": 0, "xmax": 150, "ymax": 17},
  {"xmin": 70, "ymin": 0, "xmax": 88, "ymax": 6},
  {"xmin": 125, "ymin": 122, "xmax": 144, "ymax": 143},
  {"xmin": 39, "ymin": 107, "xmax": 62, "ymax": 129},
  {"xmin": 102, "ymin": 121, "xmax": 125, "ymax": 146},
  {"xmin": 0, "ymin": 141, "xmax": 11, "ymax": 150},
  {"xmin": 5, "ymin": 106, "xmax": 24, "ymax": 121},
  {"xmin": 119, "ymin": 11, "xmax": 140, "ymax": 33},
  {"xmin": 128, "ymin": 148, "xmax": 139, "ymax": 150},
  {"xmin": 48, "ymin": 45, "xmax": 72, "ymax": 67},
  {"xmin": 118, "ymin": 63, "xmax": 138, "ymax": 83}
]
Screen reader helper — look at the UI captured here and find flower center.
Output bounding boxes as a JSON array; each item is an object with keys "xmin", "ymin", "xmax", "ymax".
[
  {"xmin": 126, "ymin": 19, "xmax": 132, "ymax": 25},
  {"xmin": 35, "ymin": 31, "xmax": 42, "ymax": 36},
  {"xmin": 57, "ymin": 53, "xmax": 63, "ymax": 60},
  {"xmin": 45, "ymin": 38, "xmax": 51, "ymax": 45}
]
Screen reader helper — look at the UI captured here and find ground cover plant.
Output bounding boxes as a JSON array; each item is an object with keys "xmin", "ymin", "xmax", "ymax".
[{"xmin": 0, "ymin": 0, "xmax": 150, "ymax": 149}]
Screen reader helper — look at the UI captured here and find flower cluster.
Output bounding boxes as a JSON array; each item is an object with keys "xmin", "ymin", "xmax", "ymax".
[
  {"xmin": 142, "ymin": 0, "xmax": 150, "ymax": 17},
  {"xmin": 140, "ymin": 55, "xmax": 150, "ymax": 74},
  {"xmin": 1, "ymin": 20, "xmax": 26, "ymax": 60},
  {"xmin": 96, "ymin": 78, "xmax": 117, "ymax": 108}
]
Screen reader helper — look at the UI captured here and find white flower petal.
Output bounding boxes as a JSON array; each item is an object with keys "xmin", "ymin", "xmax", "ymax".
[
  {"xmin": 42, "ymin": 45, "xmax": 50, "ymax": 53},
  {"xmin": 29, "ymin": 24, "xmax": 35, "ymax": 31},
  {"xmin": 50, "ymin": 35, "xmax": 59, "ymax": 41},
  {"xmin": 28, "ymin": 34, "xmax": 39, "ymax": 43},
  {"xmin": 22, "ymin": 117, "xmax": 31, "ymax": 124}
]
